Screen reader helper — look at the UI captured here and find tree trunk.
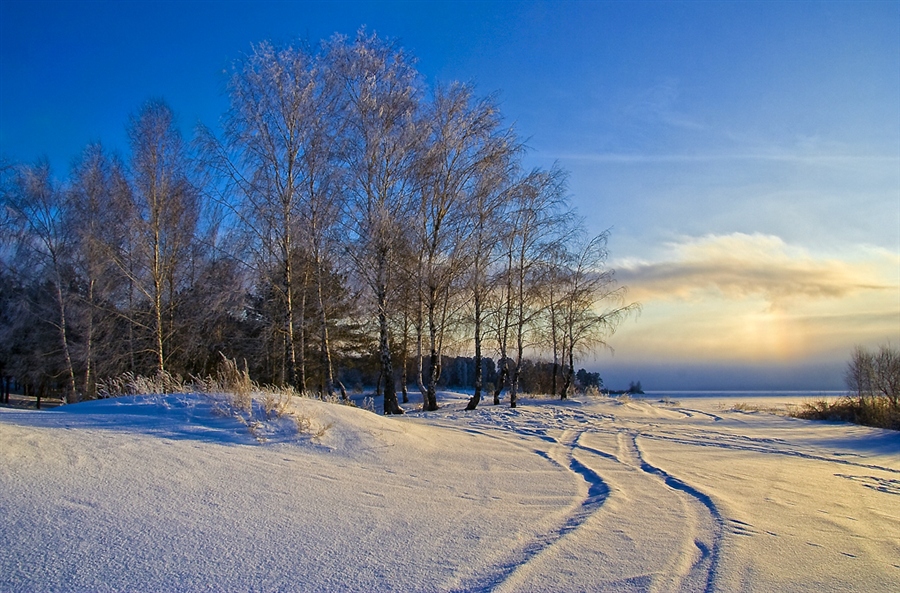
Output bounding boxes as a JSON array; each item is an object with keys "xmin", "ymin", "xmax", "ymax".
[
  {"xmin": 315, "ymin": 254, "xmax": 337, "ymax": 400},
  {"xmin": 561, "ymin": 335, "xmax": 575, "ymax": 399},
  {"xmin": 465, "ymin": 293, "xmax": 483, "ymax": 411},
  {"xmin": 83, "ymin": 278, "xmax": 95, "ymax": 399},
  {"xmin": 493, "ymin": 359, "xmax": 507, "ymax": 405},
  {"xmin": 423, "ymin": 291, "xmax": 439, "ymax": 411},
  {"xmin": 400, "ymin": 308, "xmax": 410, "ymax": 404},
  {"xmin": 379, "ymin": 304, "xmax": 403, "ymax": 415},
  {"xmin": 284, "ymin": 253, "xmax": 298, "ymax": 389},
  {"xmin": 154, "ymin": 271, "xmax": 165, "ymax": 374},
  {"xmin": 297, "ymin": 264, "xmax": 308, "ymax": 393},
  {"xmin": 52, "ymin": 271, "xmax": 78, "ymax": 404}
]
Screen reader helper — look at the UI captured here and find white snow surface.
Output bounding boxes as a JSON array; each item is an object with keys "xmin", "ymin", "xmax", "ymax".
[{"xmin": 1, "ymin": 391, "xmax": 898, "ymax": 592}]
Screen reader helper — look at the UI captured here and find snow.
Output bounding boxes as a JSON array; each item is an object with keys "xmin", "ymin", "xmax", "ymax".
[{"xmin": 1, "ymin": 391, "xmax": 898, "ymax": 592}]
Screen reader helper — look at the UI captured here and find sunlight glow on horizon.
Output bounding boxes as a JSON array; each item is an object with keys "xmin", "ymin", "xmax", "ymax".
[{"xmin": 606, "ymin": 233, "xmax": 899, "ymax": 366}]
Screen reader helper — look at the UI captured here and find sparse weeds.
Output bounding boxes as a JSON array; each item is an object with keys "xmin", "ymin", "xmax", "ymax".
[
  {"xmin": 98, "ymin": 356, "xmax": 333, "ymax": 442},
  {"xmin": 729, "ymin": 402, "xmax": 780, "ymax": 414},
  {"xmin": 98, "ymin": 370, "xmax": 187, "ymax": 398}
]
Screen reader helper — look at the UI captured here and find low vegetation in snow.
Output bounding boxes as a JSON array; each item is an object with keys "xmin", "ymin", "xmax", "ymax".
[{"xmin": 97, "ymin": 356, "xmax": 333, "ymax": 442}]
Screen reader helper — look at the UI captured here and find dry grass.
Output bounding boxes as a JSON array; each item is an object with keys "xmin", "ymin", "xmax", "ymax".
[
  {"xmin": 97, "ymin": 356, "xmax": 332, "ymax": 442},
  {"xmin": 727, "ymin": 402, "xmax": 788, "ymax": 414},
  {"xmin": 790, "ymin": 395, "xmax": 900, "ymax": 431}
]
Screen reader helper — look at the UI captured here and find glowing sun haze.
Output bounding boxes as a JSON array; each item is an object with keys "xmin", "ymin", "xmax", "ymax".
[
  {"xmin": 613, "ymin": 233, "xmax": 898, "ymax": 363},
  {"xmin": 1, "ymin": 0, "xmax": 898, "ymax": 390}
]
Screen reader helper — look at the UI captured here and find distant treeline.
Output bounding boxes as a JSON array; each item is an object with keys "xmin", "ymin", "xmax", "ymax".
[
  {"xmin": 0, "ymin": 30, "xmax": 637, "ymax": 412},
  {"xmin": 339, "ymin": 355, "xmax": 605, "ymax": 399}
]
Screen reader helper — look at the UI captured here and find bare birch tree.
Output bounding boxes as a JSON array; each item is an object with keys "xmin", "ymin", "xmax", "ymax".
[
  {"xmin": 331, "ymin": 30, "xmax": 422, "ymax": 414},
  {"xmin": 412, "ymin": 83, "xmax": 516, "ymax": 410},
  {"xmin": 5, "ymin": 162, "xmax": 79, "ymax": 401},
  {"xmin": 127, "ymin": 100, "xmax": 199, "ymax": 373},
  {"xmin": 555, "ymin": 232, "xmax": 639, "ymax": 399},
  {"xmin": 67, "ymin": 144, "xmax": 132, "ymax": 397},
  {"xmin": 504, "ymin": 167, "xmax": 570, "ymax": 408}
]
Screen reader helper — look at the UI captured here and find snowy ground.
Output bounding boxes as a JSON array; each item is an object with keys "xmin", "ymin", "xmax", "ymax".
[{"xmin": 1, "ymin": 391, "xmax": 898, "ymax": 592}]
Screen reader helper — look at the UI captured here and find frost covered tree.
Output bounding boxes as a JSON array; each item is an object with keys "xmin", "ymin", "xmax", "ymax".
[
  {"xmin": 4, "ymin": 162, "xmax": 78, "ymax": 402},
  {"xmin": 331, "ymin": 30, "xmax": 422, "ymax": 414},
  {"xmin": 67, "ymin": 144, "xmax": 134, "ymax": 397},
  {"xmin": 126, "ymin": 100, "xmax": 199, "ymax": 374},
  {"xmin": 413, "ymin": 83, "xmax": 517, "ymax": 411},
  {"xmin": 496, "ymin": 166, "xmax": 570, "ymax": 408},
  {"xmin": 553, "ymin": 232, "xmax": 638, "ymax": 399},
  {"xmin": 205, "ymin": 39, "xmax": 358, "ymax": 394}
]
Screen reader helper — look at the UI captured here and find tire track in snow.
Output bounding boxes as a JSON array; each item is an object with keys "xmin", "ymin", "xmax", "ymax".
[
  {"xmin": 642, "ymin": 430, "xmax": 900, "ymax": 475},
  {"xmin": 449, "ymin": 428, "xmax": 610, "ymax": 593},
  {"xmin": 632, "ymin": 433, "xmax": 724, "ymax": 593}
]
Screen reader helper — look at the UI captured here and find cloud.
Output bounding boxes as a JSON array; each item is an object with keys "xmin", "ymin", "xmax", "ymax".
[
  {"xmin": 552, "ymin": 152, "xmax": 898, "ymax": 166},
  {"xmin": 615, "ymin": 233, "xmax": 896, "ymax": 309}
]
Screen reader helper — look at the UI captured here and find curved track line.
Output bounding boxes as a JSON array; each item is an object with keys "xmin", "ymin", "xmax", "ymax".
[
  {"xmin": 642, "ymin": 431, "xmax": 900, "ymax": 475},
  {"xmin": 449, "ymin": 429, "xmax": 610, "ymax": 593},
  {"xmin": 633, "ymin": 434, "xmax": 724, "ymax": 593}
]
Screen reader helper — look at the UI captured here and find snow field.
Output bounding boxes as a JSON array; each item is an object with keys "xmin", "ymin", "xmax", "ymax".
[{"xmin": 1, "ymin": 392, "xmax": 898, "ymax": 592}]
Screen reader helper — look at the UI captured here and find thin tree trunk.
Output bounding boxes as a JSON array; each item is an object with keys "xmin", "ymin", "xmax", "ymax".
[
  {"xmin": 466, "ymin": 292, "xmax": 483, "ymax": 411},
  {"xmin": 83, "ymin": 278, "xmax": 95, "ymax": 399},
  {"xmin": 316, "ymin": 256, "xmax": 337, "ymax": 400},
  {"xmin": 400, "ymin": 307, "xmax": 409, "ymax": 404},
  {"xmin": 52, "ymin": 268, "xmax": 78, "ymax": 403},
  {"xmin": 379, "ymin": 301, "xmax": 402, "ymax": 415},
  {"xmin": 284, "ymin": 248, "xmax": 298, "ymax": 389},
  {"xmin": 424, "ymin": 289, "xmax": 439, "ymax": 411},
  {"xmin": 297, "ymin": 263, "xmax": 308, "ymax": 393},
  {"xmin": 153, "ymin": 228, "xmax": 165, "ymax": 374}
]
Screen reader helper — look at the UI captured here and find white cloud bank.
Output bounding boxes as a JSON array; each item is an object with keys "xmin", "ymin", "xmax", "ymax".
[
  {"xmin": 617, "ymin": 232, "xmax": 895, "ymax": 305},
  {"xmin": 608, "ymin": 233, "xmax": 899, "ymax": 364}
]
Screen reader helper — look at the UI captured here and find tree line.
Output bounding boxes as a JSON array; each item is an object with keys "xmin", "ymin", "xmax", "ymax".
[{"xmin": 0, "ymin": 30, "xmax": 637, "ymax": 413}]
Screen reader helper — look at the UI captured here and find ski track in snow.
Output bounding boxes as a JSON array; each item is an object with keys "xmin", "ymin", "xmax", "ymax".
[
  {"xmin": 435, "ymin": 404, "xmax": 727, "ymax": 592},
  {"xmin": 444, "ymin": 423, "xmax": 611, "ymax": 593},
  {"xmin": 642, "ymin": 428, "xmax": 900, "ymax": 475},
  {"xmin": 632, "ymin": 433, "xmax": 724, "ymax": 593},
  {"xmin": 426, "ymin": 398, "xmax": 898, "ymax": 592}
]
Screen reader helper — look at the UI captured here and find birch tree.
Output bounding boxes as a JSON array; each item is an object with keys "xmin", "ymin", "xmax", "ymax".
[
  {"xmin": 332, "ymin": 30, "xmax": 421, "ymax": 415},
  {"xmin": 503, "ymin": 167, "xmax": 570, "ymax": 408},
  {"xmin": 412, "ymin": 83, "xmax": 516, "ymax": 411},
  {"xmin": 555, "ymin": 232, "xmax": 638, "ymax": 399},
  {"xmin": 127, "ymin": 100, "xmax": 199, "ymax": 373},
  {"xmin": 67, "ymin": 144, "xmax": 133, "ymax": 396},
  {"xmin": 5, "ymin": 162, "xmax": 78, "ymax": 401},
  {"xmin": 206, "ymin": 41, "xmax": 347, "ymax": 392}
]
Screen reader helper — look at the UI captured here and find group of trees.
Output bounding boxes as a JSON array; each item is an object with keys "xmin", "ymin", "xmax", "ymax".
[
  {"xmin": 845, "ymin": 344, "xmax": 900, "ymax": 409},
  {"xmin": 1, "ymin": 31, "xmax": 636, "ymax": 413},
  {"xmin": 795, "ymin": 343, "xmax": 900, "ymax": 430}
]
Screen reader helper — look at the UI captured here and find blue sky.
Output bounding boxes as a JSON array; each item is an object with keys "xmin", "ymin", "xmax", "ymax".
[{"xmin": 2, "ymin": 0, "xmax": 898, "ymax": 390}]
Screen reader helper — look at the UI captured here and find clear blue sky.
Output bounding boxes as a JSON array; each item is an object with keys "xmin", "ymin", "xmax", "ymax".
[{"xmin": 2, "ymin": 0, "xmax": 898, "ymax": 390}]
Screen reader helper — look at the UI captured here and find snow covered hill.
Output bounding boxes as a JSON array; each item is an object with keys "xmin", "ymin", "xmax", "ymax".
[{"xmin": 1, "ymin": 392, "xmax": 898, "ymax": 592}]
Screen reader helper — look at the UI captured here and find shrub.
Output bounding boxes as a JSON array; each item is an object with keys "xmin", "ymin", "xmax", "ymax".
[
  {"xmin": 791, "ymin": 396, "xmax": 900, "ymax": 430},
  {"xmin": 846, "ymin": 343, "xmax": 900, "ymax": 409}
]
